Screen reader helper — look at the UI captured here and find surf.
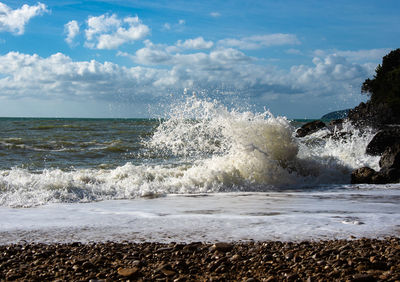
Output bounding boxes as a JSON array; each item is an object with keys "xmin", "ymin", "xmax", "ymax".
[{"xmin": 0, "ymin": 96, "xmax": 380, "ymax": 207}]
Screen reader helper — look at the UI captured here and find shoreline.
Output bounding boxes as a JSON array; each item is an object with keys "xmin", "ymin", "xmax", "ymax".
[{"xmin": 1, "ymin": 238, "xmax": 399, "ymax": 281}]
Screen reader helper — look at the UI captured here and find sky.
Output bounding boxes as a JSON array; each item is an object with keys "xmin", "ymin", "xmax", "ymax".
[{"xmin": 0, "ymin": 1, "xmax": 399, "ymax": 118}]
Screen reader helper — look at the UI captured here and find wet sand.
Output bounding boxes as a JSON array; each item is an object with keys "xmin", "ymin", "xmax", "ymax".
[{"xmin": 1, "ymin": 238, "xmax": 400, "ymax": 281}]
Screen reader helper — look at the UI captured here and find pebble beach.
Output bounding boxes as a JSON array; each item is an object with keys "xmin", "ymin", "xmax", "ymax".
[{"xmin": 1, "ymin": 238, "xmax": 400, "ymax": 281}]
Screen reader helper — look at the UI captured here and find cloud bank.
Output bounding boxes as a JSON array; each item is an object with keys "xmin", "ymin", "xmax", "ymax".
[
  {"xmin": 0, "ymin": 8, "xmax": 384, "ymax": 117},
  {"xmin": 0, "ymin": 48, "xmax": 373, "ymax": 109}
]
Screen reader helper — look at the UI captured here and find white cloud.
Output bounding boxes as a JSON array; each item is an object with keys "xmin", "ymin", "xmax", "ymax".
[
  {"xmin": 335, "ymin": 48, "xmax": 390, "ymax": 62},
  {"xmin": 219, "ymin": 33, "xmax": 300, "ymax": 50},
  {"xmin": 313, "ymin": 48, "xmax": 391, "ymax": 63},
  {"xmin": 163, "ymin": 19, "xmax": 185, "ymax": 31},
  {"xmin": 124, "ymin": 38, "xmax": 214, "ymax": 65},
  {"xmin": 0, "ymin": 51, "xmax": 162, "ymax": 100},
  {"xmin": 0, "ymin": 2, "xmax": 48, "ymax": 35},
  {"xmin": 289, "ymin": 54, "xmax": 372, "ymax": 98},
  {"xmin": 84, "ymin": 14, "xmax": 149, "ymax": 49},
  {"xmin": 163, "ymin": 23, "xmax": 171, "ymax": 30},
  {"xmin": 64, "ymin": 20, "xmax": 79, "ymax": 45},
  {"xmin": 176, "ymin": 37, "xmax": 213, "ymax": 49},
  {"xmin": 85, "ymin": 14, "xmax": 120, "ymax": 41},
  {"xmin": 133, "ymin": 44, "xmax": 172, "ymax": 65},
  {"xmin": 210, "ymin": 12, "xmax": 221, "ymax": 18}
]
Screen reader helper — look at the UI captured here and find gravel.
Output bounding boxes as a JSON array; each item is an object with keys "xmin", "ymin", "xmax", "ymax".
[{"xmin": 1, "ymin": 238, "xmax": 400, "ymax": 281}]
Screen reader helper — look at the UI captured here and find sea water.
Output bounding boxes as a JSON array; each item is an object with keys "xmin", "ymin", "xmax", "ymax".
[{"xmin": 1, "ymin": 97, "xmax": 399, "ymax": 243}]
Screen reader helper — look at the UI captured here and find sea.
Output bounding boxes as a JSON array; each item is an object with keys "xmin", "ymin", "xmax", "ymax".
[{"xmin": 1, "ymin": 97, "xmax": 400, "ymax": 244}]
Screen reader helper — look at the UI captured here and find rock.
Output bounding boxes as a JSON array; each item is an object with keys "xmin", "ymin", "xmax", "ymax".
[
  {"xmin": 366, "ymin": 128, "xmax": 400, "ymax": 156},
  {"xmin": 210, "ymin": 242, "xmax": 233, "ymax": 252},
  {"xmin": 352, "ymin": 273, "xmax": 377, "ymax": 282},
  {"xmin": 372, "ymin": 168, "xmax": 400, "ymax": 184},
  {"xmin": 229, "ymin": 254, "xmax": 241, "ymax": 261},
  {"xmin": 327, "ymin": 119, "xmax": 344, "ymax": 131},
  {"xmin": 2, "ymin": 239, "xmax": 400, "ymax": 280},
  {"xmin": 379, "ymin": 143, "xmax": 400, "ymax": 169},
  {"xmin": 117, "ymin": 267, "xmax": 139, "ymax": 277},
  {"xmin": 82, "ymin": 261, "xmax": 95, "ymax": 270},
  {"xmin": 296, "ymin": 120, "xmax": 326, "ymax": 137},
  {"xmin": 351, "ymin": 167, "xmax": 378, "ymax": 184},
  {"xmin": 161, "ymin": 269, "xmax": 176, "ymax": 277},
  {"xmin": 348, "ymin": 101, "xmax": 400, "ymax": 128},
  {"xmin": 155, "ymin": 263, "xmax": 177, "ymax": 277}
]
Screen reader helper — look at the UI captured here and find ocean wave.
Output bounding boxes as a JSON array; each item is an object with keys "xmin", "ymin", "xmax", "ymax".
[{"xmin": 0, "ymin": 97, "xmax": 382, "ymax": 207}]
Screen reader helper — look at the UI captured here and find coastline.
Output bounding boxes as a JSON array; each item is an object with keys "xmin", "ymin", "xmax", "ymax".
[{"xmin": 1, "ymin": 238, "xmax": 399, "ymax": 281}]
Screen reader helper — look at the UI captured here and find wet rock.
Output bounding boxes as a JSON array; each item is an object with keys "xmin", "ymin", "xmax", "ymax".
[
  {"xmin": 372, "ymin": 168, "xmax": 400, "ymax": 184},
  {"xmin": 379, "ymin": 143, "xmax": 400, "ymax": 169},
  {"xmin": 296, "ymin": 120, "xmax": 326, "ymax": 137},
  {"xmin": 351, "ymin": 167, "xmax": 378, "ymax": 184},
  {"xmin": 366, "ymin": 128, "xmax": 400, "ymax": 156},
  {"xmin": 327, "ymin": 119, "xmax": 344, "ymax": 131}
]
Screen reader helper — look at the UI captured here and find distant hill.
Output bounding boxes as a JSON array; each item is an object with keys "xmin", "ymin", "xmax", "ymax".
[{"xmin": 321, "ymin": 109, "xmax": 350, "ymax": 120}]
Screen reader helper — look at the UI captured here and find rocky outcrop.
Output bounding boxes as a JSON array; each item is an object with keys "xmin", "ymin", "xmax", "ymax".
[
  {"xmin": 366, "ymin": 128, "xmax": 400, "ymax": 156},
  {"xmin": 296, "ymin": 120, "xmax": 326, "ymax": 137},
  {"xmin": 380, "ymin": 143, "xmax": 400, "ymax": 169},
  {"xmin": 348, "ymin": 101, "xmax": 400, "ymax": 129}
]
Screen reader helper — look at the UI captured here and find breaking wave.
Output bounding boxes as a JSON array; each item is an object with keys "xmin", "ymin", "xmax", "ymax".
[{"xmin": 0, "ymin": 96, "xmax": 379, "ymax": 207}]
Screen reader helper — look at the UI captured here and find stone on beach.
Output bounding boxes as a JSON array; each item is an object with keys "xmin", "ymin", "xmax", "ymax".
[{"xmin": 2, "ymin": 239, "xmax": 400, "ymax": 281}]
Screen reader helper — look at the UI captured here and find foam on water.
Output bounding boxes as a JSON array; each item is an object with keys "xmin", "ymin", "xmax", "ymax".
[{"xmin": 0, "ymin": 97, "xmax": 380, "ymax": 207}]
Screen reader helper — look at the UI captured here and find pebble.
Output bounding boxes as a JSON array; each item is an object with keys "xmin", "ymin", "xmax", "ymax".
[
  {"xmin": 210, "ymin": 242, "xmax": 233, "ymax": 252},
  {"xmin": 117, "ymin": 267, "xmax": 138, "ymax": 277},
  {"xmin": 1, "ymin": 238, "xmax": 400, "ymax": 280}
]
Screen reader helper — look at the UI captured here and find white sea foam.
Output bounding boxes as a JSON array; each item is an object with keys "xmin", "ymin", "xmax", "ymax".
[{"xmin": 0, "ymin": 97, "xmax": 381, "ymax": 207}]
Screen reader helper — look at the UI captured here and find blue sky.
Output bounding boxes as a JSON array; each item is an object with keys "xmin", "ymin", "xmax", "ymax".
[{"xmin": 0, "ymin": 0, "xmax": 399, "ymax": 118}]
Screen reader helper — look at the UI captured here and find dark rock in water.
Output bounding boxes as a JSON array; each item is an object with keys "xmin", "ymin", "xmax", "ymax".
[
  {"xmin": 366, "ymin": 128, "xmax": 400, "ymax": 156},
  {"xmin": 328, "ymin": 119, "xmax": 343, "ymax": 128},
  {"xmin": 379, "ymin": 144, "xmax": 400, "ymax": 169},
  {"xmin": 351, "ymin": 159, "xmax": 400, "ymax": 184},
  {"xmin": 296, "ymin": 120, "xmax": 326, "ymax": 137},
  {"xmin": 321, "ymin": 109, "xmax": 349, "ymax": 120},
  {"xmin": 351, "ymin": 167, "xmax": 378, "ymax": 184},
  {"xmin": 326, "ymin": 119, "xmax": 345, "ymax": 133},
  {"xmin": 372, "ymin": 168, "xmax": 400, "ymax": 184},
  {"xmin": 356, "ymin": 129, "xmax": 400, "ymax": 184}
]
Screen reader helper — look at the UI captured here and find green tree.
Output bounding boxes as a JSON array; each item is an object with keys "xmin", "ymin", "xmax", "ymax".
[{"xmin": 362, "ymin": 48, "xmax": 400, "ymax": 106}]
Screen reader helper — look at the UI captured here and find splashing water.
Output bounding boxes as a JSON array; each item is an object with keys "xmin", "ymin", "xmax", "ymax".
[
  {"xmin": 147, "ymin": 96, "xmax": 379, "ymax": 188},
  {"xmin": 0, "ymin": 96, "xmax": 380, "ymax": 207}
]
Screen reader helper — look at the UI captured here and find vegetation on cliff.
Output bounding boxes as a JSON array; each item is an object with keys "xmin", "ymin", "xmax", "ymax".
[
  {"xmin": 348, "ymin": 48, "xmax": 400, "ymax": 126},
  {"xmin": 362, "ymin": 48, "xmax": 400, "ymax": 107}
]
